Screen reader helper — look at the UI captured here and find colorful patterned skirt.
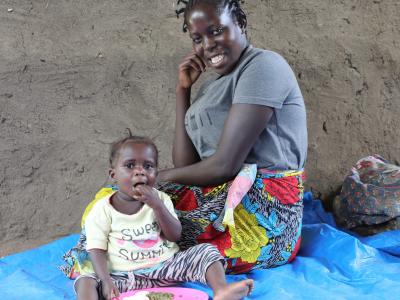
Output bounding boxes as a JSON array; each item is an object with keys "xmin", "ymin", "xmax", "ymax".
[{"xmin": 60, "ymin": 169, "xmax": 304, "ymax": 277}]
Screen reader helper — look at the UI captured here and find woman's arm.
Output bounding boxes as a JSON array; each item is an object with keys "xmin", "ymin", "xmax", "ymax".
[
  {"xmin": 172, "ymin": 52, "xmax": 206, "ymax": 167},
  {"xmin": 158, "ymin": 103, "xmax": 273, "ymax": 186},
  {"xmin": 172, "ymin": 86, "xmax": 200, "ymax": 167}
]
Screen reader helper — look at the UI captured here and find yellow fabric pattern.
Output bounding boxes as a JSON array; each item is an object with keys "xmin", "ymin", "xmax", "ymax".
[
  {"xmin": 204, "ymin": 183, "xmax": 227, "ymax": 197},
  {"xmin": 73, "ymin": 259, "xmax": 95, "ymax": 278},
  {"xmin": 81, "ymin": 187, "xmax": 115, "ymax": 228},
  {"xmin": 225, "ymin": 204, "xmax": 269, "ymax": 263}
]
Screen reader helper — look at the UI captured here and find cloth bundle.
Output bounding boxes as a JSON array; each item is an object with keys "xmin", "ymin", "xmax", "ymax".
[{"xmin": 334, "ymin": 155, "xmax": 400, "ymax": 234}]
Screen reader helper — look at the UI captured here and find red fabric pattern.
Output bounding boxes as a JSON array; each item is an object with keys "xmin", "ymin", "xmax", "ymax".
[
  {"xmin": 197, "ymin": 224, "xmax": 232, "ymax": 254},
  {"xmin": 174, "ymin": 188, "xmax": 198, "ymax": 211},
  {"xmin": 264, "ymin": 176, "xmax": 301, "ymax": 205},
  {"xmin": 226, "ymin": 258, "xmax": 254, "ymax": 274}
]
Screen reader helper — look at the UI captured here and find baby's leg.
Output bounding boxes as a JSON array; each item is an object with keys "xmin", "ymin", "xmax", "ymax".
[
  {"xmin": 206, "ymin": 261, "xmax": 253, "ymax": 300},
  {"xmin": 133, "ymin": 243, "xmax": 253, "ymax": 299},
  {"xmin": 75, "ymin": 277, "xmax": 99, "ymax": 300},
  {"xmin": 155, "ymin": 243, "xmax": 253, "ymax": 299}
]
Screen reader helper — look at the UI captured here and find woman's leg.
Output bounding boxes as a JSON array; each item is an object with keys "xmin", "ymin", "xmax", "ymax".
[
  {"xmin": 158, "ymin": 170, "xmax": 305, "ymax": 273},
  {"xmin": 157, "ymin": 182, "xmax": 259, "ymax": 273}
]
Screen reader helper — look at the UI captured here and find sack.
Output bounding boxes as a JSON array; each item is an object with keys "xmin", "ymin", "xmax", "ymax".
[{"xmin": 333, "ymin": 155, "xmax": 400, "ymax": 235}]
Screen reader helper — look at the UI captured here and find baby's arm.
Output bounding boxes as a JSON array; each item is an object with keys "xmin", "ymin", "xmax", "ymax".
[
  {"xmin": 89, "ymin": 249, "xmax": 120, "ymax": 300},
  {"xmin": 133, "ymin": 185, "xmax": 182, "ymax": 242},
  {"xmin": 153, "ymin": 200, "xmax": 182, "ymax": 242},
  {"xmin": 85, "ymin": 202, "xmax": 119, "ymax": 300}
]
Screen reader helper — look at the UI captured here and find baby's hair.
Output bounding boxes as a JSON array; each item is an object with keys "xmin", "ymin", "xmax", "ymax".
[
  {"xmin": 109, "ymin": 128, "xmax": 158, "ymax": 168},
  {"xmin": 175, "ymin": 0, "xmax": 247, "ymax": 33}
]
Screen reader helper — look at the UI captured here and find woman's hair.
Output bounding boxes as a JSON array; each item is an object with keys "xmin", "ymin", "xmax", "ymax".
[
  {"xmin": 109, "ymin": 128, "xmax": 158, "ymax": 168},
  {"xmin": 175, "ymin": 0, "xmax": 247, "ymax": 33}
]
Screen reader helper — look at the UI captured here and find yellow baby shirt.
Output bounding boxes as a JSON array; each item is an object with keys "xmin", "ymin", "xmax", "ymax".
[{"xmin": 85, "ymin": 189, "xmax": 180, "ymax": 272}]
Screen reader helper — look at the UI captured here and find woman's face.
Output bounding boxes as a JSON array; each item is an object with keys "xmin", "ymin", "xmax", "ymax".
[{"xmin": 187, "ymin": 3, "xmax": 248, "ymax": 75}]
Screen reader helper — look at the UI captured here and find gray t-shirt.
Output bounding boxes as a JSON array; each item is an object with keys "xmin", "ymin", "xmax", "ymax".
[{"xmin": 185, "ymin": 46, "xmax": 307, "ymax": 170}]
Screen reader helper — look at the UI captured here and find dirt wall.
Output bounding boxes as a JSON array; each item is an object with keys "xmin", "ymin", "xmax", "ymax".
[{"xmin": 1, "ymin": 0, "xmax": 399, "ymax": 256}]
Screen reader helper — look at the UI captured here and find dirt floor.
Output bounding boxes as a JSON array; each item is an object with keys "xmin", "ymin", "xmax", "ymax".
[{"xmin": 1, "ymin": 0, "xmax": 399, "ymax": 256}]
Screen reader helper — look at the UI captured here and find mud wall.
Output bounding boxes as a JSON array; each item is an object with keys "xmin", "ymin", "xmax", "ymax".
[{"xmin": 1, "ymin": 0, "xmax": 399, "ymax": 255}]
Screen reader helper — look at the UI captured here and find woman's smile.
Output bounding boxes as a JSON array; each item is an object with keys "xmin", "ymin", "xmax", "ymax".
[{"xmin": 209, "ymin": 53, "xmax": 225, "ymax": 67}]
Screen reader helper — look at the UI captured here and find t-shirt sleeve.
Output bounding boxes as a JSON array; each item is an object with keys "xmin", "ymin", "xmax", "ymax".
[
  {"xmin": 157, "ymin": 190, "xmax": 179, "ymax": 220},
  {"xmin": 85, "ymin": 200, "xmax": 111, "ymax": 251},
  {"xmin": 233, "ymin": 51, "xmax": 295, "ymax": 109}
]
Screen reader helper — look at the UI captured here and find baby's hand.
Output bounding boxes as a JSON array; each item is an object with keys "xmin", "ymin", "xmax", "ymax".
[
  {"xmin": 101, "ymin": 278, "xmax": 120, "ymax": 300},
  {"xmin": 132, "ymin": 185, "xmax": 161, "ymax": 210}
]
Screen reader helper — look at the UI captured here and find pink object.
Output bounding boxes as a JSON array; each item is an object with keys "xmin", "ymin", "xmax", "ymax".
[
  {"xmin": 226, "ymin": 177, "xmax": 254, "ymax": 208},
  {"xmin": 132, "ymin": 236, "xmax": 160, "ymax": 249},
  {"xmin": 119, "ymin": 287, "xmax": 209, "ymax": 300}
]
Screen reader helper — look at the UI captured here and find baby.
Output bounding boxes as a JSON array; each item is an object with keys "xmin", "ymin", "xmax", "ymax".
[{"xmin": 74, "ymin": 132, "xmax": 253, "ymax": 300}]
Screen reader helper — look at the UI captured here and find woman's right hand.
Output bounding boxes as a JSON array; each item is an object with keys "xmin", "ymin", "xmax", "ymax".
[{"xmin": 177, "ymin": 52, "xmax": 206, "ymax": 89}]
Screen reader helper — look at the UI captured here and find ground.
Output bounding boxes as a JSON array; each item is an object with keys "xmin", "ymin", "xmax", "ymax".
[{"xmin": 0, "ymin": 0, "xmax": 399, "ymax": 256}]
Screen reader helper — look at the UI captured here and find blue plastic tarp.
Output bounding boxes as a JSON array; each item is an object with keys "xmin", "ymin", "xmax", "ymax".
[{"xmin": 1, "ymin": 192, "xmax": 399, "ymax": 299}]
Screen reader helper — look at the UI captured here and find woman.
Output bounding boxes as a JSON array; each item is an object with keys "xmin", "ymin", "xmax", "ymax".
[
  {"xmin": 60, "ymin": 0, "xmax": 307, "ymax": 278},
  {"xmin": 156, "ymin": 0, "xmax": 307, "ymax": 273}
]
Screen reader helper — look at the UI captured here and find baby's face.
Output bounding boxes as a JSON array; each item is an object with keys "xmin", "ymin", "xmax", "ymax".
[{"xmin": 111, "ymin": 142, "xmax": 157, "ymax": 196}]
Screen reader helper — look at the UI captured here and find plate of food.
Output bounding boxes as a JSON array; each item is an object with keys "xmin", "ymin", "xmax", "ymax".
[{"xmin": 119, "ymin": 287, "xmax": 209, "ymax": 300}]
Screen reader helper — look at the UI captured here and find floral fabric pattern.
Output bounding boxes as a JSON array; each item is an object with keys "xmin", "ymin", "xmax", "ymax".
[
  {"xmin": 59, "ymin": 170, "xmax": 305, "ymax": 277},
  {"xmin": 159, "ymin": 169, "xmax": 304, "ymax": 274}
]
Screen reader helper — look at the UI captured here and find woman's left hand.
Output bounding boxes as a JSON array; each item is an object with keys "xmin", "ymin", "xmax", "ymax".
[{"xmin": 177, "ymin": 52, "xmax": 206, "ymax": 89}]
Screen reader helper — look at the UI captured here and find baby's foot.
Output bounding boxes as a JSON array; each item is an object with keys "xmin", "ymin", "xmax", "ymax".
[{"xmin": 214, "ymin": 279, "xmax": 254, "ymax": 300}]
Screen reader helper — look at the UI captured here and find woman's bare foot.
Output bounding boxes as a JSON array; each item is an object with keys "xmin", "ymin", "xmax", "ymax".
[{"xmin": 214, "ymin": 279, "xmax": 254, "ymax": 300}]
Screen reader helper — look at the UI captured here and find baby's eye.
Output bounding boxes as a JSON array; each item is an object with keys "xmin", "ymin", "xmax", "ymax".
[
  {"xmin": 144, "ymin": 163, "xmax": 154, "ymax": 170},
  {"xmin": 126, "ymin": 163, "xmax": 134, "ymax": 169}
]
